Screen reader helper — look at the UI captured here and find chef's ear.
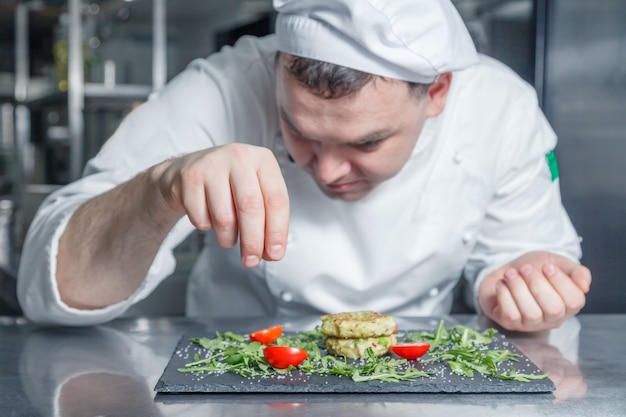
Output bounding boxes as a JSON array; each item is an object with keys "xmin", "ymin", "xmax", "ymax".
[{"xmin": 425, "ymin": 72, "xmax": 452, "ymax": 118}]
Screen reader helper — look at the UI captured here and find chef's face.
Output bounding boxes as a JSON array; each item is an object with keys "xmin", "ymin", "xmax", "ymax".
[{"xmin": 276, "ymin": 57, "xmax": 450, "ymax": 201}]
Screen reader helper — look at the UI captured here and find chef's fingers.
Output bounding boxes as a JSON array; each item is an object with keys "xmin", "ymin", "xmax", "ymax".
[
  {"xmin": 257, "ymin": 158, "xmax": 289, "ymax": 262},
  {"xmin": 182, "ymin": 183, "xmax": 212, "ymax": 230},
  {"xmin": 542, "ymin": 264, "xmax": 587, "ymax": 317},
  {"xmin": 547, "ymin": 255, "xmax": 592, "ymax": 294},
  {"xmin": 570, "ymin": 264, "xmax": 592, "ymax": 293},
  {"xmin": 231, "ymin": 179, "xmax": 265, "ymax": 268},
  {"xmin": 204, "ymin": 168, "xmax": 239, "ymax": 249},
  {"xmin": 174, "ymin": 160, "xmax": 214, "ymax": 230},
  {"xmin": 493, "ymin": 279, "xmax": 523, "ymax": 329},
  {"xmin": 519, "ymin": 264, "xmax": 567, "ymax": 328},
  {"xmin": 502, "ymin": 266, "xmax": 545, "ymax": 330},
  {"xmin": 228, "ymin": 146, "xmax": 281, "ymax": 268}
]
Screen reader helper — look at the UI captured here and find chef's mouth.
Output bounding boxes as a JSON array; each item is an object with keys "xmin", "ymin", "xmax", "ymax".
[
  {"xmin": 318, "ymin": 178, "xmax": 372, "ymax": 199},
  {"xmin": 324, "ymin": 181, "xmax": 360, "ymax": 192}
]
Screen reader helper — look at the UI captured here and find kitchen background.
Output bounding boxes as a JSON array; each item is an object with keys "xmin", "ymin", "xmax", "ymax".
[{"xmin": 0, "ymin": 0, "xmax": 624, "ymax": 316}]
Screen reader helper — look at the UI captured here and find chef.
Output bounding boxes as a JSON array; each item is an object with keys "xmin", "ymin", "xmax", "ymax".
[{"xmin": 17, "ymin": 0, "xmax": 591, "ymax": 331}]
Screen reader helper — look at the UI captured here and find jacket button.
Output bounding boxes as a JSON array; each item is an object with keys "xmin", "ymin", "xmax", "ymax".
[
  {"xmin": 462, "ymin": 232, "xmax": 473, "ymax": 244},
  {"xmin": 429, "ymin": 287, "xmax": 439, "ymax": 297},
  {"xmin": 281, "ymin": 291, "xmax": 294, "ymax": 302},
  {"xmin": 453, "ymin": 151, "xmax": 463, "ymax": 164}
]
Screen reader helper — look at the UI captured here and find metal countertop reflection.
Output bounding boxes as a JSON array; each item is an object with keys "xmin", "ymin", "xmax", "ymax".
[{"xmin": 1, "ymin": 314, "xmax": 624, "ymax": 417}]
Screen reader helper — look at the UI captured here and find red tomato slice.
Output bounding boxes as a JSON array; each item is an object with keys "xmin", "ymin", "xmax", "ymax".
[
  {"xmin": 268, "ymin": 403, "xmax": 305, "ymax": 410},
  {"xmin": 263, "ymin": 346, "xmax": 308, "ymax": 369},
  {"xmin": 249, "ymin": 325, "xmax": 283, "ymax": 344},
  {"xmin": 390, "ymin": 342, "xmax": 430, "ymax": 360}
]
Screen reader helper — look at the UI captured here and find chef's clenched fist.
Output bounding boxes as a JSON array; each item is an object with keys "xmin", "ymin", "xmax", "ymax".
[
  {"xmin": 154, "ymin": 143, "xmax": 290, "ymax": 267},
  {"xmin": 478, "ymin": 251, "xmax": 592, "ymax": 332}
]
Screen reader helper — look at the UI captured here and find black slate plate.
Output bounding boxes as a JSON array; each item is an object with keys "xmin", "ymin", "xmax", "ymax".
[{"xmin": 154, "ymin": 329, "xmax": 555, "ymax": 394}]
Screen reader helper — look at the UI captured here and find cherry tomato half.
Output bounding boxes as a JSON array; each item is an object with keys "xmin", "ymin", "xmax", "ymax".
[
  {"xmin": 249, "ymin": 325, "xmax": 283, "ymax": 344},
  {"xmin": 390, "ymin": 342, "xmax": 430, "ymax": 360},
  {"xmin": 268, "ymin": 403, "xmax": 305, "ymax": 410},
  {"xmin": 263, "ymin": 346, "xmax": 308, "ymax": 369}
]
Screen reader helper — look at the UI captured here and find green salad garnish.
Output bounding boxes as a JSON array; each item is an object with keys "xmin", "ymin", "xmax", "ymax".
[{"xmin": 177, "ymin": 320, "xmax": 548, "ymax": 383}]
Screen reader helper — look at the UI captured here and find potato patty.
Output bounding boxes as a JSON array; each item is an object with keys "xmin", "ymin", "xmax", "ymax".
[
  {"xmin": 320, "ymin": 311, "xmax": 397, "ymax": 339},
  {"xmin": 324, "ymin": 334, "xmax": 397, "ymax": 359}
]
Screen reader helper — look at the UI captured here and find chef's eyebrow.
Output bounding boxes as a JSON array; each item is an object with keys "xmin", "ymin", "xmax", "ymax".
[
  {"xmin": 280, "ymin": 108, "xmax": 309, "ymax": 139},
  {"xmin": 279, "ymin": 107, "xmax": 396, "ymax": 145}
]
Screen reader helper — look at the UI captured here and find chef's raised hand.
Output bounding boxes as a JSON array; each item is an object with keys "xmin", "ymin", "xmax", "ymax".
[
  {"xmin": 154, "ymin": 143, "xmax": 290, "ymax": 267},
  {"xmin": 478, "ymin": 252, "xmax": 592, "ymax": 332}
]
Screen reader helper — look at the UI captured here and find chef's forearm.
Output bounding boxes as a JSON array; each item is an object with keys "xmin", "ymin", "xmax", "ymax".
[{"xmin": 56, "ymin": 165, "xmax": 183, "ymax": 309}]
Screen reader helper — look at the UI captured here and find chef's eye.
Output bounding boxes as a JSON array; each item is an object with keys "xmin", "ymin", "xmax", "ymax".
[{"xmin": 355, "ymin": 139, "xmax": 383, "ymax": 151}]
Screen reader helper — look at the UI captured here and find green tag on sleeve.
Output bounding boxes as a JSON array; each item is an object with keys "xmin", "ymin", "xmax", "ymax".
[{"xmin": 546, "ymin": 150, "xmax": 559, "ymax": 181}]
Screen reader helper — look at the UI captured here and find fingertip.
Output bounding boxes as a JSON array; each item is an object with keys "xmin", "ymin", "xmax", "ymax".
[
  {"xmin": 503, "ymin": 268, "xmax": 519, "ymax": 281},
  {"xmin": 267, "ymin": 243, "xmax": 285, "ymax": 260},
  {"xmin": 243, "ymin": 255, "xmax": 260, "ymax": 268},
  {"xmin": 543, "ymin": 263, "xmax": 557, "ymax": 278},
  {"xmin": 193, "ymin": 219, "xmax": 212, "ymax": 231},
  {"xmin": 519, "ymin": 263, "xmax": 534, "ymax": 278}
]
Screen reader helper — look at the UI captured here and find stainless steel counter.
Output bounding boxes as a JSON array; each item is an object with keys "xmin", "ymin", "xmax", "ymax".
[{"xmin": 1, "ymin": 314, "xmax": 624, "ymax": 417}]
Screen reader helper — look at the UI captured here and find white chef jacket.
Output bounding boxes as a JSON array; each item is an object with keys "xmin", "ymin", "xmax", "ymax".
[{"xmin": 17, "ymin": 35, "xmax": 581, "ymax": 325}]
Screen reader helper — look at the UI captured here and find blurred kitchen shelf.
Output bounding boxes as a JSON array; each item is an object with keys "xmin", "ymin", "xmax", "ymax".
[
  {"xmin": 12, "ymin": 0, "xmax": 167, "ymax": 184},
  {"xmin": 25, "ymin": 83, "xmax": 152, "ymax": 109},
  {"xmin": 84, "ymin": 83, "xmax": 152, "ymax": 99}
]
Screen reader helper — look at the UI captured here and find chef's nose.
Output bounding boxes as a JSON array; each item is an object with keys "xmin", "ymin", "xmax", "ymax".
[{"xmin": 314, "ymin": 145, "xmax": 351, "ymax": 184}]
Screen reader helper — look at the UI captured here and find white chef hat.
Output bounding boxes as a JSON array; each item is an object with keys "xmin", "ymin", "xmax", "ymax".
[{"xmin": 273, "ymin": 0, "xmax": 478, "ymax": 83}]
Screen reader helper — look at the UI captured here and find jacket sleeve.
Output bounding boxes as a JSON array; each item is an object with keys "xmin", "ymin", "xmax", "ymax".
[
  {"xmin": 16, "ymin": 60, "xmax": 228, "ymax": 325},
  {"xmin": 16, "ymin": 34, "xmax": 279, "ymax": 325}
]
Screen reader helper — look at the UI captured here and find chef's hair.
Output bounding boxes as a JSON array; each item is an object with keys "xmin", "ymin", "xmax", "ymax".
[{"xmin": 277, "ymin": 51, "xmax": 430, "ymax": 100}]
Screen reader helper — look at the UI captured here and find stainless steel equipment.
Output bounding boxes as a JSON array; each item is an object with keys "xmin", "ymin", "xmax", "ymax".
[{"xmin": 537, "ymin": 0, "xmax": 626, "ymax": 313}]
